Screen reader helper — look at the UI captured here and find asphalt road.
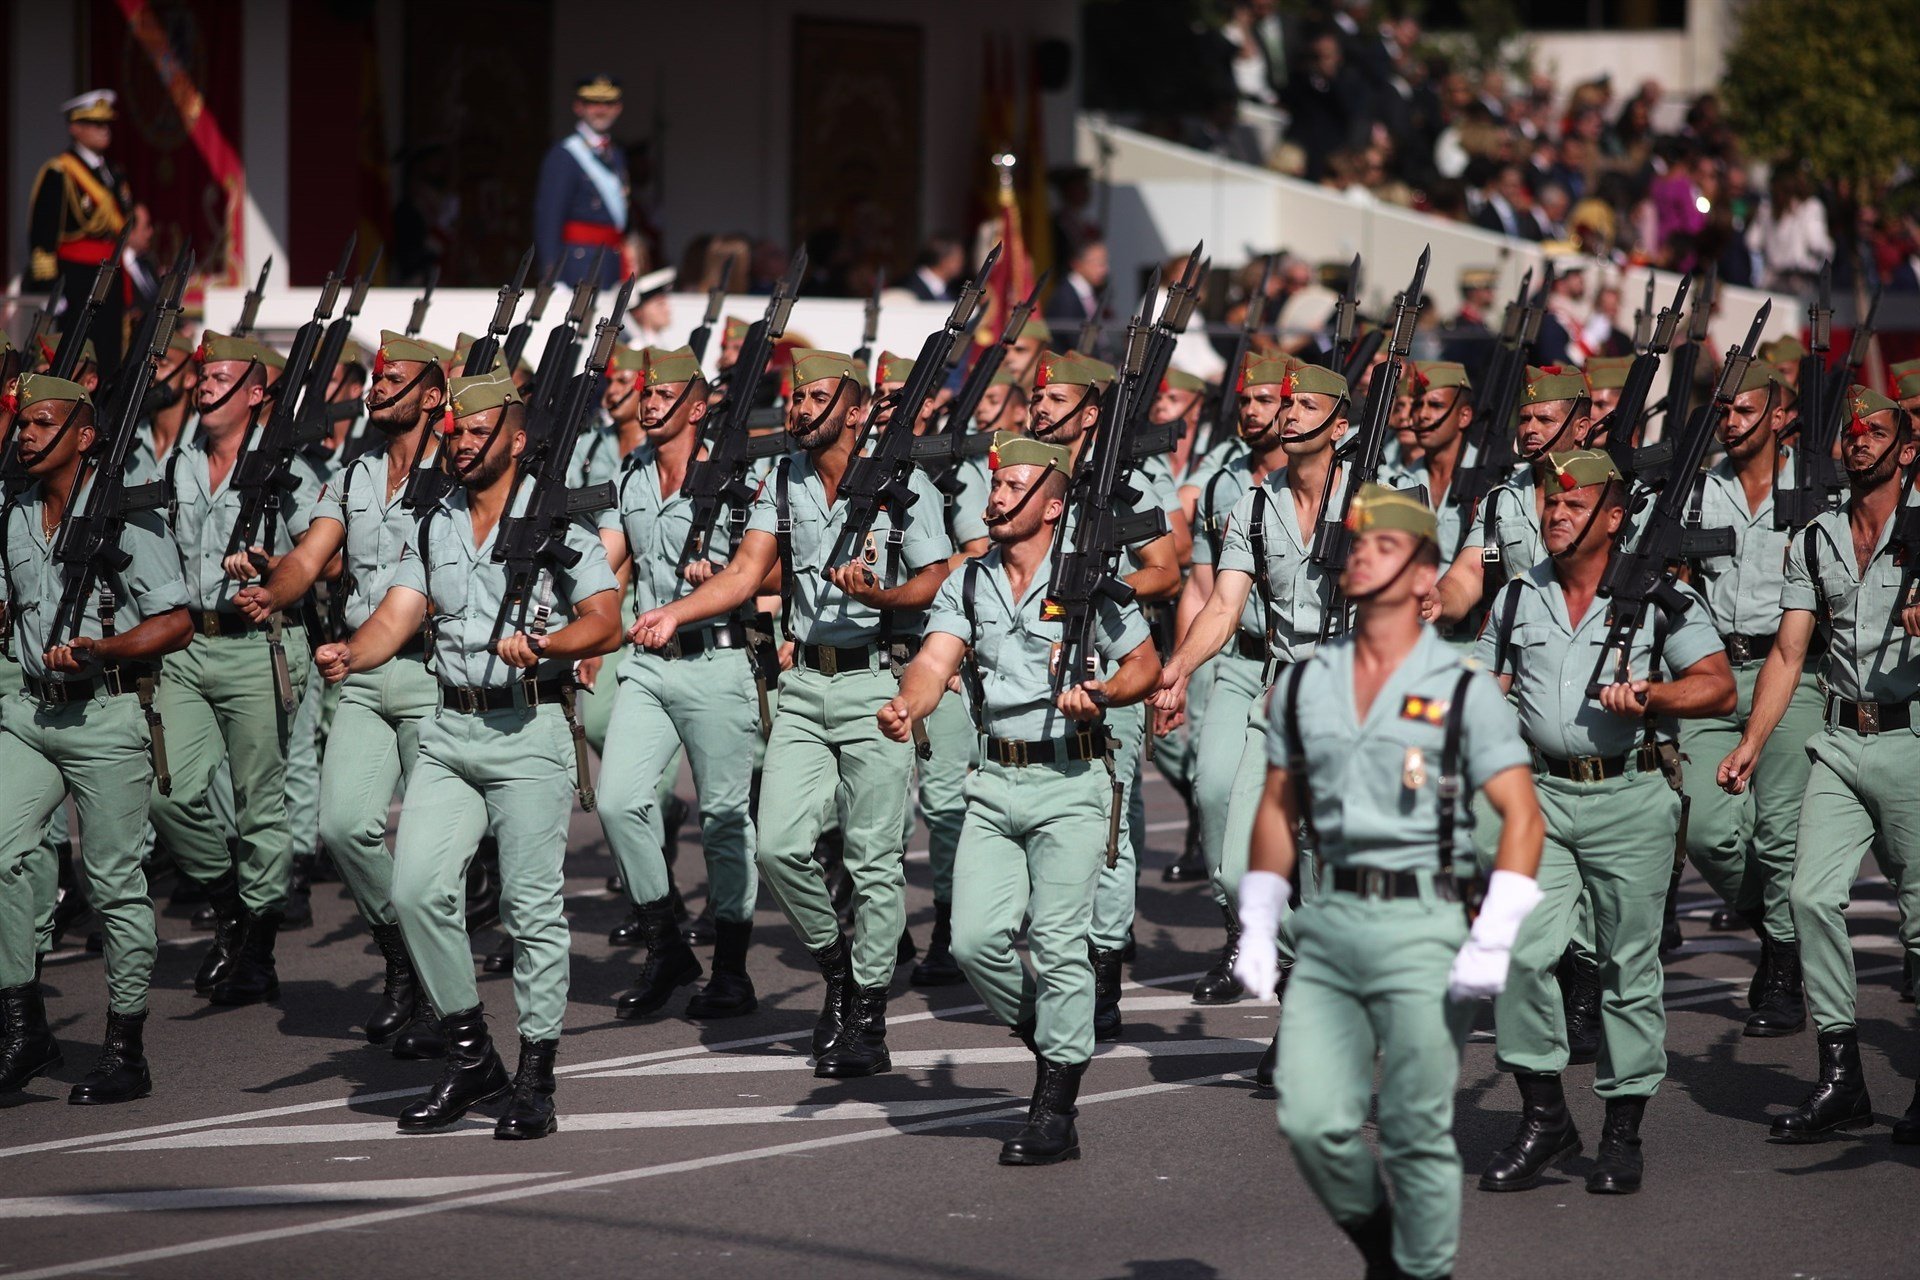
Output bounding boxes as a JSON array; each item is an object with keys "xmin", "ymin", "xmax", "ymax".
[{"xmin": 4, "ymin": 769, "xmax": 1917, "ymax": 1280}]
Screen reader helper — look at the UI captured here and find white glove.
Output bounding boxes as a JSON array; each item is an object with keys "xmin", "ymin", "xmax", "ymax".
[
  {"xmin": 1234, "ymin": 870, "xmax": 1291, "ymax": 1000},
  {"xmin": 1447, "ymin": 869, "xmax": 1544, "ymax": 1002}
]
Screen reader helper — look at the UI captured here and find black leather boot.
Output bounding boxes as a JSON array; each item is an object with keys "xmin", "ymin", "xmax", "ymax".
[
  {"xmin": 493, "ymin": 1036, "xmax": 558, "ymax": 1140},
  {"xmin": 910, "ymin": 902, "xmax": 966, "ymax": 987},
  {"xmin": 366, "ymin": 923, "xmax": 422, "ymax": 1045},
  {"xmin": 391, "ymin": 999, "xmax": 449, "ymax": 1060},
  {"xmin": 999, "ymin": 1056, "xmax": 1086, "ymax": 1165},
  {"xmin": 897, "ymin": 928, "xmax": 918, "ymax": 966},
  {"xmin": 1744, "ymin": 937, "xmax": 1805, "ymax": 1038},
  {"xmin": 607, "ymin": 908, "xmax": 646, "ymax": 947},
  {"xmin": 1892, "ymin": 1074, "xmax": 1920, "ymax": 1145},
  {"xmin": 1161, "ymin": 812, "xmax": 1206, "ymax": 883},
  {"xmin": 1709, "ymin": 905, "xmax": 1750, "ymax": 932},
  {"xmin": 614, "ymin": 898, "xmax": 702, "ymax": 1019},
  {"xmin": 464, "ymin": 838, "xmax": 501, "ymax": 933},
  {"xmin": 815, "ymin": 986, "xmax": 891, "ymax": 1078},
  {"xmin": 1659, "ymin": 867, "xmax": 1683, "ymax": 955},
  {"xmin": 1559, "ymin": 946, "xmax": 1602, "ymax": 1066},
  {"xmin": 397, "ymin": 1005, "xmax": 510, "ymax": 1131},
  {"xmin": 1479, "ymin": 1072, "xmax": 1583, "ymax": 1191},
  {"xmin": 209, "ymin": 910, "xmax": 282, "ymax": 1006},
  {"xmin": 1092, "ymin": 943, "xmax": 1124, "ymax": 1043},
  {"xmin": 192, "ymin": 874, "xmax": 243, "ymax": 995},
  {"xmin": 0, "ymin": 984, "xmax": 62, "ymax": 1093},
  {"xmin": 1770, "ymin": 1029, "xmax": 1873, "ymax": 1141},
  {"xmin": 683, "ymin": 900, "xmax": 717, "ymax": 947},
  {"xmin": 1191, "ymin": 904, "xmax": 1244, "ymax": 1005},
  {"xmin": 1585, "ymin": 1096, "xmax": 1647, "ymax": 1194},
  {"xmin": 482, "ymin": 937, "xmax": 513, "ymax": 974},
  {"xmin": 1254, "ymin": 1029, "xmax": 1279, "ymax": 1090},
  {"xmin": 1336, "ymin": 1204, "xmax": 1398, "ymax": 1280},
  {"xmin": 686, "ymin": 918, "xmax": 757, "ymax": 1018},
  {"xmin": 810, "ymin": 939, "xmax": 854, "ymax": 1059},
  {"xmin": 1735, "ymin": 909, "xmax": 1768, "ymax": 1006},
  {"xmin": 281, "ymin": 857, "xmax": 313, "ymax": 930},
  {"xmin": 68, "ymin": 1009, "xmax": 151, "ymax": 1105}
]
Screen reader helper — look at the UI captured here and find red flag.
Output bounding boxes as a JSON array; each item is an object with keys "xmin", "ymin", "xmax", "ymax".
[{"xmin": 976, "ymin": 164, "xmax": 1034, "ymax": 348}]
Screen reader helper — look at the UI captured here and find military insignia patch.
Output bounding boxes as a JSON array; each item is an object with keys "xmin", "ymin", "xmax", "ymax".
[{"xmin": 1399, "ymin": 695, "xmax": 1448, "ymax": 724}]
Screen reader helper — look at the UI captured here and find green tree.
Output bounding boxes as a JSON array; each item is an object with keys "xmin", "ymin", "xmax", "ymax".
[{"xmin": 1722, "ymin": 0, "xmax": 1920, "ymax": 191}]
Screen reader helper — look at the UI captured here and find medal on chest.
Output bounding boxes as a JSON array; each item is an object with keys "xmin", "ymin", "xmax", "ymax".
[{"xmin": 1402, "ymin": 747, "xmax": 1428, "ymax": 791}]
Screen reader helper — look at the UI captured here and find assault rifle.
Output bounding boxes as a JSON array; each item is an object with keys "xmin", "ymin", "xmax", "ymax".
[
  {"xmin": 687, "ymin": 257, "xmax": 734, "ymax": 364},
  {"xmin": 1446, "ymin": 267, "xmax": 1549, "ymax": 565},
  {"xmin": 1597, "ymin": 275, "xmax": 1689, "ymax": 484},
  {"xmin": 1042, "ymin": 247, "xmax": 1204, "ymax": 703},
  {"xmin": 459, "ymin": 248, "xmax": 534, "ymax": 379},
  {"xmin": 1778, "ymin": 274, "xmax": 1879, "ymax": 530},
  {"xmin": 231, "ymin": 256, "xmax": 272, "ymax": 339},
  {"xmin": 47, "ymin": 227, "xmax": 129, "ymax": 381},
  {"xmin": 293, "ymin": 246, "xmax": 383, "ymax": 446},
  {"xmin": 403, "ymin": 266, "xmax": 438, "ymax": 339},
  {"xmin": 488, "ymin": 274, "xmax": 632, "ymax": 649},
  {"xmin": 676, "ymin": 248, "xmax": 805, "ymax": 571},
  {"xmin": 1652, "ymin": 266, "xmax": 1713, "ymax": 440},
  {"xmin": 1312, "ymin": 248, "xmax": 1430, "ymax": 639},
  {"xmin": 914, "ymin": 270, "xmax": 1044, "ymax": 499},
  {"xmin": 526, "ymin": 251, "xmax": 605, "ymax": 421},
  {"xmin": 820, "ymin": 246, "xmax": 998, "ymax": 574},
  {"xmin": 1195, "ymin": 255, "xmax": 1274, "ymax": 460},
  {"xmin": 1329, "ymin": 254, "xmax": 1361, "ymax": 374},
  {"xmin": 853, "ymin": 268, "xmax": 884, "ymax": 371},
  {"xmin": 504, "ymin": 257, "xmax": 560, "ymax": 373},
  {"xmin": 1583, "ymin": 301, "xmax": 1770, "ymax": 699}
]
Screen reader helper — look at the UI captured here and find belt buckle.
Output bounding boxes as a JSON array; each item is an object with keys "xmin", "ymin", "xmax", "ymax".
[
  {"xmin": 662, "ymin": 635, "xmax": 684, "ymax": 660},
  {"xmin": 456, "ymin": 687, "xmax": 483, "ymax": 715},
  {"xmin": 1726, "ymin": 635, "xmax": 1749, "ymax": 664},
  {"xmin": 524, "ymin": 680, "xmax": 543, "ymax": 708},
  {"xmin": 1481, "ymin": 546, "xmax": 1502, "ymax": 566},
  {"xmin": 1360, "ymin": 868, "xmax": 1389, "ymax": 900},
  {"xmin": 199, "ymin": 611, "xmax": 220, "ymax": 637},
  {"xmin": 1001, "ymin": 739, "xmax": 1028, "ymax": 767},
  {"xmin": 1572, "ymin": 755, "xmax": 1603, "ymax": 784},
  {"xmin": 1073, "ymin": 727, "xmax": 1094, "ymax": 760},
  {"xmin": 38, "ymin": 680, "xmax": 70, "ymax": 708},
  {"xmin": 818, "ymin": 646, "xmax": 839, "ymax": 677},
  {"xmin": 1858, "ymin": 701, "xmax": 1880, "ymax": 734}
]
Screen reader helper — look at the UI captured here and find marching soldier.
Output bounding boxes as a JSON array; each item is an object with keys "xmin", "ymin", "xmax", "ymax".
[
  {"xmin": 880, "ymin": 433, "xmax": 1161, "ymax": 1164},
  {"xmin": 632, "ymin": 349, "xmax": 954, "ymax": 1078},
  {"xmin": 232, "ymin": 331, "xmax": 450, "ymax": 1056},
  {"xmin": 149, "ymin": 333, "xmax": 342, "ymax": 1008},
  {"xmin": 1238, "ymin": 483, "xmax": 1544, "ymax": 1280},
  {"xmin": 1718, "ymin": 386, "xmax": 1920, "ymax": 1144},
  {"xmin": 596, "ymin": 345, "xmax": 764, "ymax": 1020},
  {"xmin": 316, "ymin": 367, "xmax": 620, "ymax": 1139},
  {"xmin": 0, "ymin": 375, "xmax": 192, "ymax": 1102},
  {"xmin": 1475, "ymin": 450, "xmax": 1733, "ymax": 1195},
  {"xmin": 1153, "ymin": 361, "xmax": 1348, "ymax": 1039},
  {"xmin": 1026, "ymin": 351, "xmax": 1182, "ymax": 1040},
  {"xmin": 534, "ymin": 76, "xmax": 631, "ymax": 287},
  {"xmin": 1397, "ymin": 361, "xmax": 1475, "ymax": 592},
  {"xmin": 26, "ymin": 91, "xmax": 135, "ymax": 374},
  {"xmin": 1678, "ymin": 363, "xmax": 1818, "ymax": 1036}
]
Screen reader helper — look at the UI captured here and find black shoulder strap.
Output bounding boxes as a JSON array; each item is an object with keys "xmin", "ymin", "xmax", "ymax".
[
  {"xmin": 1202, "ymin": 469, "xmax": 1232, "ymax": 564},
  {"xmin": 1280, "ymin": 661, "xmax": 1318, "ymax": 853},
  {"xmin": 774, "ymin": 458, "xmax": 795, "ymax": 642},
  {"xmin": 1490, "ymin": 578, "xmax": 1525, "ymax": 678},
  {"xmin": 1247, "ymin": 485, "xmax": 1279, "ymax": 644},
  {"xmin": 959, "ymin": 558, "xmax": 987, "ymax": 731},
  {"xmin": 416, "ymin": 505, "xmax": 440, "ymax": 671},
  {"xmin": 164, "ymin": 448, "xmax": 183, "ymax": 530},
  {"xmin": 1803, "ymin": 522, "xmax": 1829, "ymax": 633},
  {"xmin": 0, "ymin": 498, "xmax": 20, "ymax": 653},
  {"xmin": 1434, "ymin": 668, "xmax": 1478, "ymax": 880}
]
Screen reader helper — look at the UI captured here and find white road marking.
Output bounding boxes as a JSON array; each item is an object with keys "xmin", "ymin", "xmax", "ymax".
[
  {"xmin": 4, "ymin": 1073, "xmax": 1244, "ymax": 1280},
  {"xmin": 577, "ymin": 1036, "xmax": 1265, "ymax": 1078},
  {"xmin": 0, "ymin": 1174, "xmax": 553, "ymax": 1218}
]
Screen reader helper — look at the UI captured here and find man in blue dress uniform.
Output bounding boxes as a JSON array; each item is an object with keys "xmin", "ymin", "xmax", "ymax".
[{"xmin": 534, "ymin": 76, "xmax": 630, "ymax": 288}]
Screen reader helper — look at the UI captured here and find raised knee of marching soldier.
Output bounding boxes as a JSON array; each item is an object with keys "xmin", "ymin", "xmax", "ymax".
[{"xmin": 390, "ymin": 854, "xmax": 463, "ymax": 934}]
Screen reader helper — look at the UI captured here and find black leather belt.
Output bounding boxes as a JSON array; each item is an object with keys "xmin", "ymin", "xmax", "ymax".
[
  {"xmin": 1723, "ymin": 631, "xmax": 1776, "ymax": 664},
  {"xmin": 1234, "ymin": 631, "xmax": 1268, "ymax": 662},
  {"xmin": 1533, "ymin": 742, "xmax": 1662, "ymax": 782},
  {"xmin": 982, "ymin": 724, "xmax": 1110, "ymax": 767},
  {"xmin": 1827, "ymin": 696, "xmax": 1914, "ymax": 734},
  {"xmin": 439, "ymin": 677, "xmax": 569, "ymax": 714},
  {"xmin": 796, "ymin": 639, "xmax": 916, "ymax": 675},
  {"xmin": 659, "ymin": 619, "xmax": 749, "ymax": 661},
  {"xmin": 188, "ymin": 609, "xmax": 270, "ymax": 637},
  {"xmin": 24, "ymin": 665, "xmax": 154, "ymax": 706},
  {"xmin": 1322, "ymin": 866, "xmax": 1463, "ymax": 902}
]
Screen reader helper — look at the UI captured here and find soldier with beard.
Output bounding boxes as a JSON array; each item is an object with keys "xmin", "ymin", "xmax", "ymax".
[{"xmin": 233, "ymin": 331, "xmax": 450, "ymax": 1056}]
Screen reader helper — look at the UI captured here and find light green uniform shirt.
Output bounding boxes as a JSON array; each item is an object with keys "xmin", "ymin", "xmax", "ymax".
[
  {"xmin": 598, "ymin": 444, "xmax": 733, "ymax": 617},
  {"xmin": 1781, "ymin": 504, "xmax": 1920, "ymax": 705},
  {"xmin": 165, "ymin": 435, "xmax": 342, "ymax": 612},
  {"xmin": 1216, "ymin": 467, "xmax": 1337, "ymax": 663},
  {"xmin": 1474, "ymin": 561, "xmax": 1723, "ymax": 758},
  {"xmin": 1691, "ymin": 454, "xmax": 1796, "ymax": 639},
  {"xmin": 745, "ymin": 452, "xmax": 953, "ymax": 646},
  {"xmin": 335, "ymin": 447, "xmax": 425, "ymax": 631},
  {"xmin": 390, "ymin": 482, "xmax": 616, "ymax": 688},
  {"xmin": 946, "ymin": 452, "xmax": 993, "ymax": 547},
  {"xmin": 4, "ymin": 481, "xmax": 189, "ymax": 682},
  {"xmin": 568, "ymin": 422, "xmax": 619, "ymax": 493},
  {"xmin": 1457, "ymin": 464, "xmax": 1543, "ymax": 572},
  {"xmin": 1269, "ymin": 627, "xmax": 1529, "ymax": 871},
  {"xmin": 925, "ymin": 549, "xmax": 1149, "ymax": 741}
]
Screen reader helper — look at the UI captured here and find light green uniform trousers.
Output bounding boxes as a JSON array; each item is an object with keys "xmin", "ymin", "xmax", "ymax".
[
  {"xmin": 317, "ymin": 654, "xmax": 438, "ymax": 928},
  {"xmin": 1495, "ymin": 769, "xmax": 1676, "ymax": 1096},
  {"xmin": 1791, "ymin": 724, "xmax": 1920, "ymax": 1034},
  {"xmin": 285, "ymin": 660, "xmax": 326, "ymax": 859},
  {"xmin": 599, "ymin": 646, "xmax": 759, "ymax": 919},
  {"xmin": 150, "ymin": 630, "xmax": 311, "ymax": 915},
  {"xmin": 756, "ymin": 665, "xmax": 911, "ymax": 989},
  {"xmin": 1682, "ymin": 663, "xmax": 1821, "ymax": 941},
  {"xmin": 950, "ymin": 758, "xmax": 1111, "ymax": 1063},
  {"xmin": 0, "ymin": 689, "xmax": 158, "ymax": 1013},
  {"xmin": 1090, "ymin": 702, "xmax": 1146, "ymax": 951},
  {"xmin": 1278, "ymin": 885, "xmax": 1473, "ymax": 1280},
  {"xmin": 1213, "ymin": 665, "xmax": 1319, "ymax": 964},
  {"xmin": 1197, "ymin": 652, "xmax": 1268, "ymax": 907},
  {"xmin": 912, "ymin": 689, "xmax": 976, "ymax": 906},
  {"xmin": 391, "ymin": 702, "xmax": 576, "ymax": 1040}
]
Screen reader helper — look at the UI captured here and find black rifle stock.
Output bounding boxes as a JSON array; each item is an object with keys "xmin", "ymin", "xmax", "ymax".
[
  {"xmin": 915, "ymin": 272, "xmax": 1044, "ymax": 498},
  {"xmin": 1598, "ymin": 275, "xmax": 1689, "ymax": 483},
  {"xmin": 1329, "ymin": 254, "xmax": 1361, "ymax": 373},
  {"xmin": 1584, "ymin": 302, "xmax": 1772, "ymax": 698},
  {"xmin": 460, "ymin": 247, "xmax": 534, "ymax": 379},
  {"xmin": 293, "ymin": 246, "xmax": 383, "ymax": 447}
]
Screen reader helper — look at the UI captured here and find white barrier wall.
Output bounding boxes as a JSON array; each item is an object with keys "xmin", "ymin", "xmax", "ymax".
[{"xmin": 1079, "ymin": 116, "xmax": 1795, "ymax": 357}]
